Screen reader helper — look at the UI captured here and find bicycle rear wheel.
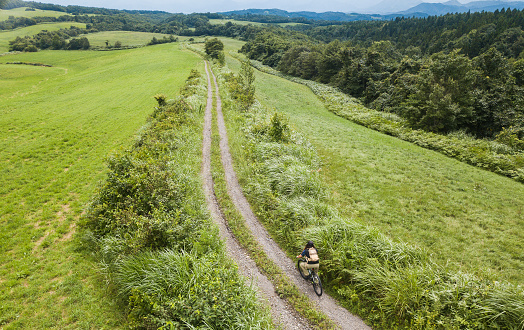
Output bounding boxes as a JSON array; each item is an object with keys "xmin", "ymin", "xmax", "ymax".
[
  {"xmin": 312, "ymin": 273, "xmax": 323, "ymax": 296},
  {"xmin": 297, "ymin": 260, "xmax": 309, "ymax": 279}
]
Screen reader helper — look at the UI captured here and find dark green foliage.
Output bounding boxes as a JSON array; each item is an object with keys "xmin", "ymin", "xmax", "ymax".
[
  {"xmin": 147, "ymin": 35, "xmax": 177, "ymax": 45},
  {"xmin": 153, "ymin": 94, "xmax": 167, "ymax": 106},
  {"xmin": 402, "ymin": 50, "xmax": 475, "ymax": 133},
  {"xmin": 225, "ymin": 60, "xmax": 256, "ymax": 110},
  {"xmin": 204, "ymin": 37, "xmax": 224, "ymax": 59},
  {"xmin": 81, "ymin": 104, "xmax": 202, "ymax": 256},
  {"xmin": 268, "ymin": 112, "xmax": 290, "ymax": 143},
  {"xmin": 66, "ymin": 36, "xmax": 90, "ymax": 50},
  {"xmin": 8, "ymin": 26, "xmax": 90, "ymax": 51}
]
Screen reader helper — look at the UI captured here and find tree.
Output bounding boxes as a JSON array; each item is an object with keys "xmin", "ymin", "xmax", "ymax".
[
  {"xmin": 204, "ymin": 37, "xmax": 224, "ymax": 59},
  {"xmin": 0, "ymin": 0, "xmax": 7, "ymax": 9},
  {"xmin": 67, "ymin": 37, "xmax": 90, "ymax": 50},
  {"xmin": 228, "ymin": 60, "xmax": 255, "ymax": 111},
  {"xmin": 403, "ymin": 50, "xmax": 475, "ymax": 133}
]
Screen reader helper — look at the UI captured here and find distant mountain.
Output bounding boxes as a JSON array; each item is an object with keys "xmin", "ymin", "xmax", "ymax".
[
  {"xmin": 400, "ymin": 0, "xmax": 524, "ymax": 16},
  {"xmin": 221, "ymin": 8, "xmax": 402, "ymax": 21},
  {"xmin": 221, "ymin": 1, "xmax": 524, "ymax": 23},
  {"xmin": 363, "ymin": 0, "xmax": 423, "ymax": 14}
]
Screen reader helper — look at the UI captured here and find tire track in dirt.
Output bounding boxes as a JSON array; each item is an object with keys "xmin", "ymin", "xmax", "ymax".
[
  {"xmin": 209, "ymin": 65, "xmax": 372, "ymax": 330},
  {"xmin": 201, "ymin": 61, "xmax": 310, "ymax": 330}
]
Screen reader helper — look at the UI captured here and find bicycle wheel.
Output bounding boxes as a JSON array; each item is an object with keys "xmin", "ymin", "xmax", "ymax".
[
  {"xmin": 297, "ymin": 260, "xmax": 309, "ymax": 279},
  {"xmin": 312, "ymin": 273, "xmax": 323, "ymax": 296}
]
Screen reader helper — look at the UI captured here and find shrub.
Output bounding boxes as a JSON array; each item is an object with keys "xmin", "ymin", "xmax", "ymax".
[{"xmin": 154, "ymin": 94, "xmax": 167, "ymax": 106}]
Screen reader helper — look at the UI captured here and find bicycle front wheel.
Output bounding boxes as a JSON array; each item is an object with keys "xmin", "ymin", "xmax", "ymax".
[
  {"xmin": 297, "ymin": 260, "xmax": 309, "ymax": 279},
  {"xmin": 312, "ymin": 274, "xmax": 323, "ymax": 296}
]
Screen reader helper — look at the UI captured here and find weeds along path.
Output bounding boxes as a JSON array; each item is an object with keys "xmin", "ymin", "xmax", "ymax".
[
  {"xmin": 209, "ymin": 67, "xmax": 371, "ymax": 329},
  {"xmin": 201, "ymin": 61, "xmax": 309, "ymax": 330}
]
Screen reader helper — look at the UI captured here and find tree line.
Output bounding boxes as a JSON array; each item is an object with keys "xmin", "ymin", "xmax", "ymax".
[{"xmin": 9, "ymin": 26, "xmax": 89, "ymax": 51}]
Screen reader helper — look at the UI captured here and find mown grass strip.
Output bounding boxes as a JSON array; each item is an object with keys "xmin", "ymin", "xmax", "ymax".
[
  {"xmin": 238, "ymin": 54, "xmax": 524, "ymax": 184},
  {"xmin": 207, "ymin": 62, "xmax": 337, "ymax": 330}
]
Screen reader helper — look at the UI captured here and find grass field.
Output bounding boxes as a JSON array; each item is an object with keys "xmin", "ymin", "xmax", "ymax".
[
  {"xmin": 0, "ymin": 7, "xmax": 71, "ymax": 21},
  {"xmin": 217, "ymin": 38, "xmax": 524, "ymax": 284},
  {"xmin": 0, "ymin": 22, "xmax": 86, "ymax": 53},
  {"xmin": 209, "ymin": 18, "xmax": 305, "ymax": 27},
  {"xmin": 85, "ymin": 31, "xmax": 179, "ymax": 48},
  {"xmin": 0, "ymin": 44, "xmax": 201, "ymax": 328}
]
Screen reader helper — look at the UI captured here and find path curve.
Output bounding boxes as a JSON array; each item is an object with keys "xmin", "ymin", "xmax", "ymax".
[
  {"xmin": 201, "ymin": 61, "xmax": 310, "ymax": 330},
  {"xmin": 210, "ymin": 65, "xmax": 371, "ymax": 330}
]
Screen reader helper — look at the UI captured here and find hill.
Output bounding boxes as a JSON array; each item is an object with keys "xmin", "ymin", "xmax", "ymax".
[
  {"xmin": 401, "ymin": 0, "xmax": 524, "ymax": 16},
  {"xmin": 0, "ymin": 43, "xmax": 201, "ymax": 328},
  {"xmin": 222, "ymin": 1, "xmax": 524, "ymax": 22},
  {"xmin": 221, "ymin": 8, "xmax": 404, "ymax": 22}
]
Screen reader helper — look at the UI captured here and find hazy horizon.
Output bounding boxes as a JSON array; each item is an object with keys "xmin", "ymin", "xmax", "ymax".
[{"xmin": 31, "ymin": 0, "xmax": 458, "ymax": 14}]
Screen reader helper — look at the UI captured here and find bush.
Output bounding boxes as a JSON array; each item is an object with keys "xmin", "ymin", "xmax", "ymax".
[{"xmin": 154, "ymin": 94, "xmax": 167, "ymax": 106}]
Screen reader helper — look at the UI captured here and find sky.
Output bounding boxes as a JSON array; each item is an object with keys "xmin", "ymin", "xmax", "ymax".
[{"xmin": 43, "ymin": 0, "xmax": 456, "ymax": 14}]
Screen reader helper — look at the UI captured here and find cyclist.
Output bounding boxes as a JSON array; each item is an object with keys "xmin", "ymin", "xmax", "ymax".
[{"xmin": 296, "ymin": 240, "xmax": 319, "ymax": 277}]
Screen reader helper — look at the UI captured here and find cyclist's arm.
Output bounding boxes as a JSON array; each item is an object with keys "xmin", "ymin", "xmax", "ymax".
[{"xmin": 296, "ymin": 249, "xmax": 307, "ymax": 258}]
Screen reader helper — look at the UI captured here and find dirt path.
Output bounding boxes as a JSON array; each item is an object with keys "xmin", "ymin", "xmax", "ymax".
[
  {"xmin": 209, "ymin": 64, "xmax": 372, "ymax": 330},
  {"xmin": 201, "ymin": 61, "xmax": 310, "ymax": 329}
]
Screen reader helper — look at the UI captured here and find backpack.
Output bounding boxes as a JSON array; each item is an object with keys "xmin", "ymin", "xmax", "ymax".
[{"xmin": 308, "ymin": 248, "xmax": 319, "ymax": 262}]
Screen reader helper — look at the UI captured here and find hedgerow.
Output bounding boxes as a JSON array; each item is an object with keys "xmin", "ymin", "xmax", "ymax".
[
  {"xmin": 219, "ymin": 57, "xmax": 524, "ymax": 329},
  {"xmin": 239, "ymin": 54, "xmax": 524, "ymax": 184},
  {"xmin": 79, "ymin": 67, "xmax": 272, "ymax": 329}
]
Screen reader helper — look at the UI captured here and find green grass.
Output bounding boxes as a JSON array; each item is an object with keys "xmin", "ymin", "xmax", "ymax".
[
  {"xmin": 248, "ymin": 62, "xmax": 524, "ymax": 284},
  {"xmin": 209, "ymin": 18, "xmax": 306, "ymax": 27},
  {"xmin": 85, "ymin": 31, "xmax": 176, "ymax": 48},
  {"xmin": 0, "ymin": 22, "xmax": 86, "ymax": 53},
  {"xmin": 0, "ymin": 7, "xmax": 71, "ymax": 21},
  {"xmin": 0, "ymin": 44, "xmax": 201, "ymax": 328}
]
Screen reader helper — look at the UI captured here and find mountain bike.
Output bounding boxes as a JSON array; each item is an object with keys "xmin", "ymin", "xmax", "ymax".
[{"xmin": 297, "ymin": 258, "xmax": 322, "ymax": 296}]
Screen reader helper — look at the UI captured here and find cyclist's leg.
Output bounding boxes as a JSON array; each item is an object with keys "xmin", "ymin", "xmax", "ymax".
[
  {"xmin": 307, "ymin": 263, "xmax": 319, "ymax": 273},
  {"xmin": 299, "ymin": 260, "xmax": 308, "ymax": 273},
  {"xmin": 304, "ymin": 263, "xmax": 319, "ymax": 278}
]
